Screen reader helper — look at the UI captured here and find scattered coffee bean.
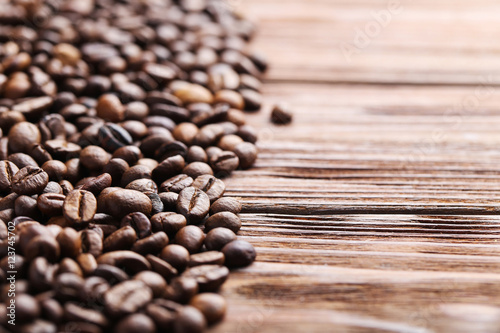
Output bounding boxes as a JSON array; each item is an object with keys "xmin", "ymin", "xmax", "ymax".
[
  {"xmin": 271, "ymin": 104, "xmax": 293, "ymax": 125},
  {"xmin": 190, "ymin": 293, "xmax": 227, "ymax": 324},
  {"xmin": 222, "ymin": 240, "xmax": 257, "ymax": 268}
]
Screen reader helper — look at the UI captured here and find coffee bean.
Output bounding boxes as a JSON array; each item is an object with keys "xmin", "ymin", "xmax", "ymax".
[
  {"xmin": 98, "ymin": 123, "xmax": 133, "ymax": 152},
  {"xmin": 76, "ymin": 253, "xmax": 98, "ymax": 276},
  {"xmin": 160, "ymin": 244, "xmax": 190, "ymax": 272},
  {"xmin": 8, "ymin": 152, "xmax": 39, "ymax": 169},
  {"xmin": 39, "ymin": 298, "xmax": 64, "ymax": 324},
  {"xmin": 204, "ymin": 228, "xmax": 237, "ymax": 252},
  {"xmin": 164, "ymin": 276, "xmax": 199, "ymax": 304},
  {"xmin": 121, "ymin": 165, "xmax": 152, "ymax": 187},
  {"xmin": 98, "ymin": 189, "xmax": 152, "ymax": 219},
  {"xmin": 174, "ymin": 84, "xmax": 213, "ymax": 105},
  {"xmin": 176, "ymin": 187, "xmax": 210, "ymax": 224},
  {"xmin": 12, "ymin": 166, "xmax": 49, "ymax": 195},
  {"xmin": 189, "ymin": 251, "xmax": 225, "ymax": 267},
  {"xmin": 41, "ymin": 160, "xmax": 67, "ymax": 181},
  {"xmin": 120, "ymin": 212, "xmax": 151, "ymax": 239},
  {"xmin": 97, "ymin": 250, "xmax": 151, "ymax": 274},
  {"xmin": 80, "ymin": 229, "xmax": 103, "ymax": 258},
  {"xmin": 210, "ymin": 151, "xmax": 239, "ymax": 175},
  {"xmin": 103, "ymin": 226, "xmax": 137, "ymax": 252},
  {"xmin": 96, "ymin": 94, "xmax": 125, "ymax": 122},
  {"xmin": 103, "ymin": 158, "xmax": 129, "ymax": 186},
  {"xmin": 125, "ymin": 178, "xmax": 157, "ymax": 193},
  {"xmin": 56, "ymin": 228, "xmax": 81, "ymax": 258},
  {"xmin": 63, "ymin": 189, "xmax": 97, "ymax": 225},
  {"xmin": 16, "ymin": 293, "xmax": 41, "ymax": 323},
  {"xmin": 186, "ymin": 145, "xmax": 208, "ymax": 163},
  {"xmin": 0, "ymin": 160, "xmax": 19, "ymax": 192},
  {"xmin": 112, "ymin": 145, "xmax": 143, "ymax": 165},
  {"xmin": 8, "ymin": 121, "xmax": 41, "ymax": 153},
  {"xmin": 240, "ymin": 89, "xmax": 262, "ymax": 111},
  {"xmin": 174, "ymin": 306, "xmax": 207, "ymax": 333},
  {"xmin": 146, "ymin": 254, "xmax": 178, "ymax": 281},
  {"xmin": 80, "ymin": 145, "xmax": 111, "ymax": 170},
  {"xmin": 113, "ymin": 313, "xmax": 156, "ymax": 333},
  {"xmin": 37, "ymin": 193, "xmax": 65, "ymax": 216},
  {"xmin": 80, "ymin": 276, "xmax": 110, "ymax": 304},
  {"xmin": 205, "ymin": 212, "xmax": 242, "ymax": 233},
  {"xmin": 160, "ymin": 174, "xmax": 193, "ymax": 193},
  {"xmin": 190, "ymin": 293, "xmax": 227, "ymax": 324},
  {"xmin": 192, "ymin": 174, "xmax": 225, "ymax": 203},
  {"xmin": 131, "ymin": 231, "xmax": 169, "ymax": 255},
  {"xmin": 104, "ymin": 280, "xmax": 153, "ymax": 318},
  {"xmin": 175, "ymin": 225, "xmax": 206, "ymax": 254},
  {"xmin": 57, "ymin": 258, "xmax": 84, "ymax": 277},
  {"xmin": 182, "ymin": 265, "xmax": 229, "ymax": 292},
  {"xmin": 233, "ymin": 141, "xmax": 257, "ymax": 169},
  {"xmin": 271, "ymin": 104, "xmax": 293, "ymax": 125},
  {"xmin": 222, "ymin": 240, "xmax": 256, "ymax": 268},
  {"xmin": 210, "ymin": 197, "xmax": 242, "ymax": 215},
  {"xmin": 133, "ymin": 270, "xmax": 167, "ymax": 298},
  {"xmin": 80, "ymin": 173, "xmax": 112, "ymax": 195},
  {"xmin": 54, "ymin": 273, "xmax": 85, "ymax": 302},
  {"xmin": 152, "ymin": 155, "xmax": 185, "ymax": 183},
  {"xmin": 217, "ymin": 134, "xmax": 244, "ymax": 151},
  {"xmin": 145, "ymin": 303, "xmax": 176, "ymax": 331},
  {"xmin": 64, "ymin": 302, "xmax": 109, "ymax": 328},
  {"xmin": 93, "ymin": 264, "xmax": 128, "ymax": 284}
]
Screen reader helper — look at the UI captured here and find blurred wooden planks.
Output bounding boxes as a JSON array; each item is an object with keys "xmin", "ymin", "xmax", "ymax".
[{"xmin": 209, "ymin": 1, "xmax": 500, "ymax": 332}]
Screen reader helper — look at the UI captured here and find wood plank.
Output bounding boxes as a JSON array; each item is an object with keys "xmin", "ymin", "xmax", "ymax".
[{"xmin": 240, "ymin": 0, "xmax": 500, "ymax": 85}]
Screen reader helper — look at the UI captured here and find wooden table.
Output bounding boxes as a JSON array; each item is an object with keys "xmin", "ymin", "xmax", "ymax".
[{"xmin": 209, "ymin": 1, "xmax": 500, "ymax": 332}]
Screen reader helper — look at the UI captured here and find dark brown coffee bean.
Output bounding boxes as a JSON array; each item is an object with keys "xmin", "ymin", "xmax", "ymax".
[
  {"xmin": 233, "ymin": 141, "xmax": 258, "ymax": 169},
  {"xmin": 44, "ymin": 139, "xmax": 81, "ymax": 161},
  {"xmin": 151, "ymin": 212, "xmax": 187, "ymax": 236},
  {"xmin": 189, "ymin": 251, "xmax": 225, "ymax": 267},
  {"xmin": 133, "ymin": 270, "xmax": 167, "ymax": 298},
  {"xmin": 172, "ymin": 123, "xmax": 199, "ymax": 146},
  {"xmin": 186, "ymin": 145, "xmax": 208, "ymax": 163},
  {"xmin": 205, "ymin": 212, "xmax": 242, "ymax": 233},
  {"xmin": 176, "ymin": 187, "xmax": 210, "ymax": 224},
  {"xmin": 8, "ymin": 152, "xmax": 39, "ymax": 169},
  {"xmin": 28, "ymin": 144, "xmax": 52, "ymax": 165},
  {"xmin": 159, "ymin": 244, "xmax": 190, "ymax": 272},
  {"xmin": 12, "ymin": 166, "xmax": 49, "ymax": 195},
  {"xmin": 204, "ymin": 228, "xmax": 237, "ymax": 251},
  {"xmin": 158, "ymin": 191, "xmax": 178, "ymax": 211},
  {"xmin": 57, "ymin": 258, "xmax": 84, "ymax": 277},
  {"xmin": 56, "ymin": 228, "xmax": 81, "ymax": 258},
  {"xmin": 271, "ymin": 104, "xmax": 293, "ymax": 125},
  {"xmin": 64, "ymin": 302, "xmax": 109, "ymax": 328},
  {"xmin": 125, "ymin": 178, "xmax": 157, "ymax": 193},
  {"xmin": 192, "ymin": 174, "xmax": 225, "ymax": 203},
  {"xmin": 120, "ymin": 212, "xmax": 152, "ymax": 239},
  {"xmin": 37, "ymin": 193, "xmax": 65, "ymax": 216},
  {"xmin": 93, "ymin": 264, "xmax": 128, "ymax": 284},
  {"xmin": 0, "ymin": 160, "xmax": 19, "ymax": 192},
  {"xmin": 146, "ymin": 254, "xmax": 178, "ymax": 281},
  {"xmin": 98, "ymin": 189, "xmax": 152, "ymax": 219},
  {"xmin": 8, "ymin": 121, "xmax": 41, "ymax": 153},
  {"xmin": 98, "ymin": 123, "xmax": 133, "ymax": 152},
  {"xmin": 80, "ymin": 276, "xmax": 110, "ymax": 304},
  {"xmin": 120, "ymin": 165, "xmax": 151, "ymax": 187},
  {"xmin": 59, "ymin": 180, "xmax": 74, "ymax": 195},
  {"xmin": 218, "ymin": 134, "xmax": 244, "ymax": 151},
  {"xmin": 97, "ymin": 250, "xmax": 151, "ymax": 274},
  {"xmin": 164, "ymin": 276, "xmax": 199, "ymax": 304},
  {"xmin": 16, "ymin": 293, "xmax": 41, "ymax": 323},
  {"xmin": 80, "ymin": 229, "xmax": 103, "ymax": 258},
  {"xmin": 80, "ymin": 173, "xmax": 112, "ymax": 195},
  {"xmin": 96, "ymin": 94, "xmax": 125, "ymax": 122},
  {"xmin": 151, "ymin": 154, "xmax": 185, "ymax": 183},
  {"xmin": 210, "ymin": 151, "xmax": 239, "ymax": 175},
  {"xmin": 182, "ymin": 265, "xmax": 229, "ymax": 292},
  {"xmin": 104, "ymin": 280, "xmax": 153, "ymax": 318},
  {"xmin": 103, "ymin": 226, "xmax": 137, "ymax": 252},
  {"xmin": 174, "ymin": 225, "xmax": 205, "ymax": 254},
  {"xmin": 222, "ymin": 240, "xmax": 256, "ymax": 268},
  {"xmin": 112, "ymin": 145, "xmax": 143, "ymax": 165},
  {"xmin": 240, "ymin": 89, "xmax": 262, "ymax": 111},
  {"xmin": 43, "ymin": 181, "xmax": 64, "ymax": 195},
  {"xmin": 160, "ymin": 174, "xmax": 193, "ymax": 193},
  {"xmin": 193, "ymin": 124, "xmax": 224, "ymax": 147},
  {"xmin": 174, "ymin": 306, "xmax": 207, "ymax": 333},
  {"xmin": 103, "ymin": 158, "xmax": 129, "ymax": 186},
  {"xmin": 145, "ymin": 303, "xmax": 176, "ymax": 331},
  {"xmin": 63, "ymin": 189, "xmax": 97, "ymax": 225},
  {"xmin": 182, "ymin": 162, "xmax": 213, "ymax": 179},
  {"xmin": 54, "ymin": 272, "xmax": 84, "ymax": 302},
  {"xmin": 156, "ymin": 140, "xmax": 188, "ymax": 161},
  {"xmin": 24, "ymin": 234, "xmax": 60, "ymax": 262},
  {"xmin": 76, "ymin": 253, "xmax": 98, "ymax": 276},
  {"xmin": 80, "ymin": 145, "xmax": 111, "ymax": 170},
  {"xmin": 190, "ymin": 293, "xmax": 227, "ymax": 324},
  {"xmin": 40, "ymin": 298, "xmax": 64, "ymax": 324},
  {"xmin": 131, "ymin": 231, "xmax": 169, "ymax": 255},
  {"xmin": 124, "ymin": 101, "xmax": 149, "ymax": 120},
  {"xmin": 113, "ymin": 313, "xmax": 156, "ymax": 333},
  {"xmin": 210, "ymin": 197, "xmax": 242, "ymax": 215}
]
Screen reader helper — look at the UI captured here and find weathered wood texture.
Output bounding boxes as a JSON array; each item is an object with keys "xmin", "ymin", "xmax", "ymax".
[{"xmin": 209, "ymin": 1, "xmax": 500, "ymax": 333}]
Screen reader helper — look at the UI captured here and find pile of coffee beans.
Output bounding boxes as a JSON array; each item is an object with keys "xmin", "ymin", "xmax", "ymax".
[{"xmin": 0, "ymin": 0, "xmax": 267, "ymax": 332}]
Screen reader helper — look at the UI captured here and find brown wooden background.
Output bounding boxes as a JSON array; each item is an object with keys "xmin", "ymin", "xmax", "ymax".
[{"xmin": 209, "ymin": 1, "xmax": 500, "ymax": 332}]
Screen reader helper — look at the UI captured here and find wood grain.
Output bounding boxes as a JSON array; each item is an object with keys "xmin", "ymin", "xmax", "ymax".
[{"xmin": 209, "ymin": 1, "xmax": 500, "ymax": 332}]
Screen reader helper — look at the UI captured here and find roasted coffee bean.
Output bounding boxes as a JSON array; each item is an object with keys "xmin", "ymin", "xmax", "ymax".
[
  {"xmin": 98, "ymin": 189, "xmax": 152, "ymax": 218},
  {"xmin": 80, "ymin": 145, "xmax": 111, "ymax": 170},
  {"xmin": 204, "ymin": 228, "xmax": 237, "ymax": 251},
  {"xmin": 152, "ymin": 155, "xmax": 185, "ymax": 183},
  {"xmin": 80, "ymin": 229, "xmax": 104, "ymax": 258},
  {"xmin": 39, "ymin": 298, "xmax": 64, "ymax": 324},
  {"xmin": 44, "ymin": 139, "xmax": 82, "ymax": 161},
  {"xmin": 182, "ymin": 265, "xmax": 229, "ymax": 292},
  {"xmin": 218, "ymin": 134, "xmax": 244, "ymax": 151},
  {"xmin": 112, "ymin": 145, "xmax": 142, "ymax": 165},
  {"xmin": 189, "ymin": 251, "xmax": 225, "ymax": 267},
  {"xmin": 151, "ymin": 212, "xmax": 187, "ymax": 236},
  {"xmin": 64, "ymin": 302, "xmax": 109, "ymax": 328},
  {"xmin": 210, "ymin": 197, "xmax": 242, "ymax": 215},
  {"xmin": 113, "ymin": 313, "xmax": 156, "ymax": 333},
  {"xmin": 97, "ymin": 250, "xmax": 151, "ymax": 274},
  {"xmin": 16, "ymin": 293, "xmax": 41, "ymax": 323},
  {"xmin": 164, "ymin": 276, "xmax": 199, "ymax": 304},
  {"xmin": 76, "ymin": 253, "xmax": 98, "ymax": 276},
  {"xmin": 57, "ymin": 257, "xmax": 83, "ymax": 277},
  {"xmin": 186, "ymin": 145, "xmax": 208, "ymax": 163},
  {"xmin": 104, "ymin": 280, "xmax": 153, "ymax": 318},
  {"xmin": 145, "ymin": 303, "xmax": 176, "ymax": 331},
  {"xmin": 146, "ymin": 254, "xmax": 178, "ymax": 281},
  {"xmin": 205, "ymin": 212, "xmax": 242, "ymax": 233},
  {"xmin": 133, "ymin": 270, "xmax": 167, "ymax": 298},
  {"xmin": 29, "ymin": 257, "xmax": 56, "ymax": 292},
  {"xmin": 121, "ymin": 165, "xmax": 152, "ymax": 187},
  {"xmin": 172, "ymin": 123, "xmax": 199, "ymax": 145},
  {"xmin": 103, "ymin": 226, "xmax": 137, "ymax": 252},
  {"xmin": 190, "ymin": 293, "xmax": 227, "ymax": 324},
  {"xmin": 182, "ymin": 162, "xmax": 213, "ymax": 179},
  {"xmin": 271, "ymin": 104, "xmax": 293, "ymax": 125},
  {"xmin": 54, "ymin": 273, "xmax": 85, "ymax": 302},
  {"xmin": 63, "ymin": 189, "xmax": 97, "ymax": 225},
  {"xmin": 233, "ymin": 142, "xmax": 257, "ymax": 169},
  {"xmin": 96, "ymin": 94, "xmax": 125, "ymax": 122},
  {"xmin": 37, "ymin": 193, "xmax": 65, "ymax": 216},
  {"xmin": 8, "ymin": 152, "xmax": 39, "ymax": 169},
  {"xmin": 8, "ymin": 121, "xmax": 41, "ymax": 153},
  {"xmin": 103, "ymin": 158, "xmax": 129, "ymax": 186},
  {"xmin": 0, "ymin": 160, "xmax": 19, "ymax": 192},
  {"xmin": 174, "ymin": 306, "xmax": 207, "ymax": 333},
  {"xmin": 120, "ymin": 212, "xmax": 152, "ymax": 239},
  {"xmin": 131, "ymin": 231, "xmax": 169, "ymax": 255},
  {"xmin": 56, "ymin": 228, "xmax": 82, "ymax": 258},
  {"xmin": 160, "ymin": 174, "xmax": 193, "ymax": 193},
  {"xmin": 98, "ymin": 123, "xmax": 133, "ymax": 152},
  {"xmin": 125, "ymin": 178, "xmax": 157, "ymax": 193},
  {"xmin": 156, "ymin": 140, "xmax": 188, "ymax": 161},
  {"xmin": 15, "ymin": 195, "xmax": 41, "ymax": 220},
  {"xmin": 80, "ymin": 276, "xmax": 110, "ymax": 304},
  {"xmin": 192, "ymin": 174, "xmax": 225, "ymax": 203},
  {"xmin": 210, "ymin": 151, "xmax": 239, "ymax": 175},
  {"xmin": 222, "ymin": 240, "xmax": 256, "ymax": 268},
  {"xmin": 176, "ymin": 187, "xmax": 210, "ymax": 224},
  {"xmin": 43, "ymin": 181, "xmax": 64, "ymax": 194},
  {"xmin": 160, "ymin": 244, "xmax": 190, "ymax": 272},
  {"xmin": 80, "ymin": 173, "xmax": 112, "ymax": 195},
  {"xmin": 12, "ymin": 166, "xmax": 49, "ymax": 195},
  {"xmin": 159, "ymin": 191, "xmax": 179, "ymax": 211},
  {"xmin": 93, "ymin": 264, "xmax": 129, "ymax": 284}
]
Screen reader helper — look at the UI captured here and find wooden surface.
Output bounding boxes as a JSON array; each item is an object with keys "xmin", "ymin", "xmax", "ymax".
[{"xmin": 209, "ymin": 1, "xmax": 500, "ymax": 332}]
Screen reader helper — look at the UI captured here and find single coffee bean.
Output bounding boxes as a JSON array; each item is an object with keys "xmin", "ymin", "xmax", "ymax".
[
  {"xmin": 98, "ymin": 123, "xmax": 133, "ymax": 152},
  {"xmin": 63, "ymin": 189, "xmax": 97, "ymax": 225},
  {"xmin": 120, "ymin": 212, "xmax": 152, "ymax": 239},
  {"xmin": 64, "ymin": 302, "xmax": 109, "ymax": 328},
  {"xmin": 210, "ymin": 197, "xmax": 242, "ymax": 215},
  {"xmin": 80, "ymin": 276, "xmax": 110, "ymax": 304},
  {"xmin": 190, "ymin": 293, "xmax": 227, "ymax": 324},
  {"xmin": 112, "ymin": 145, "xmax": 143, "ymax": 165},
  {"xmin": 93, "ymin": 264, "xmax": 129, "ymax": 284},
  {"xmin": 80, "ymin": 173, "xmax": 112, "ymax": 195},
  {"xmin": 192, "ymin": 174, "xmax": 225, "ymax": 203},
  {"xmin": 210, "ymin": 151, "xmax": 239, "ymax": 176},
  {"xmin": 121, "ymin": 165, "xmax": 152, "ymax": 187},
  {"xmin": 186, "ymin": 145, "xmax": 208, "ymax": 163},
  {"xmin": 182, "ymin": 162, "xmax": 213, "ymax": 179},
  {"xmin": 96, "ymin": 94, "xmax": 125, "ymax": 122},
  {"xmin": 42, "ymin": 181, "xmax": 63, "ymax": 194},
  {"xmin": 182, "ymin": 265, "xmax": 229, "ymax": 292},
  {"xmin": 8, "ymin": 121, "xmax": 41, "ymax": 153},
  {"xmin": 98, "ymin": 189, "xmax": 152, "ymax": 219},
  {"xmin": 125, "ymin": 178, "xmax": 157, "ymax": 193},
  {"xmin": 217, "ymin": 134, "xmax": 244, "ymax": 151},
  {"xmin": 173, "ymin": 306, "xmax": 207, "ymax": 333},
  {"xmin": 104, "ymin": 280, "xmax": 153, "ymax": 318},
  {"xmin": 160, "ymin": 244, "xmax": 190, "ymax": 272},
  {"xmin": 15, "ymin": 195, "xmax": 41, "ymax": 220},
  {"xmin": 103, "ymin": 226, "xmax": 137, "ymax": 252},
  {"xmin": 164, "ymin": 276, "xmax": 199, "ymax": 304},
  {"xmin": 29, "ymin": 257, "xmax": 55, "ymax": 292},
  {"xmin": 57, "ymin": 258, "xmax": 84, "ymax": 277},
  {"xmin": 189, "ymin": 251, "xmax": 225, "ymax": 267},
  {"xmin": 152, "ymin": 154, "xmax": 185, "ymax": 183},
  {"xmin": 146, "ymin": 254, "xmax": 178, "ymax": 281},
  {"xmin": 176, "ymin": 187, "xmax": 210, "ymax": 224},
  {"xmin": 12, "ymin": 166, "xmax": 49, "ymax": 195},
  {"xmin": 79, "ymin": 145, "xmax": 111, "ymax": 170},
  {"xmin": 133, "ymin": 270, "xmax": 167, "ymax": 298},
  {"xmin": 76, "ymin": 253, "xmax": 98, "ymax": 276},
  {"xmin": 8, "ymin": 152, "xmax": 39, "ymax": 169},
  {"xmin": 172, "ymin": 123, "xmax": 199, "ymax": 146},
  {"xmin": 0, "ymin": 160, "xmax": 19, "ymax": 192},
  {"xmin": 240, "ymin": 89, "xmax": 262, "ymax": 111},
  {"xmin": 155, "ymin": 140, "xmax": 188, "ymax": 161},
  {"xmin": 80, "ymin": 229, "xmax": 103, "ymax": 258},
  {"xmin": 151, "ymin": 212, "xmax": 187, "ymax": 236},
  {"xmin": 145, "ymin": 303, "xmax": 176, "ymax": 332},
  {"xmin": 174, "ymin": 225, "xmax": 205, "ymax": 254},
  {"xmin": 37, "ymin": 193, "xmax": 65, "ymax": 216},
  {"xmin": 39, "ymin": 298, "xmax": 64, "ymax": 324},
  {"xmin": 97, "ymin": 250, "xmax": 151, "ymax": 274},
  {"xmin": 131, "ymin": 231, "xmax": 169, "ymax": 255},
  {"xmin": 24, "ymin": 234, "xmax": 60, "ymax": 262},
  {"xmin": 271, "ymin": 104, "xmax": 293, "ymax": 125},
  {"xmin": 113, "ymin": 313, "xmax": 156, "ymax": 333},
  {"xmin": 204, "ymin": 228, "xmax": 237, "ymax": 251},
  {"xmin": 54, "ymin": 273, "xmax": 85, "ymax": 302},
  {"xmin": 233, "ymin": 141, "xmax": 257, "ymax": 169},
  {"xmin": 103, "ymin": 158, "xmax": 129, "ymax": 186},
  {"xmin": 205, "ymin": 212, "xmax": 242, "ymax": 233},
  {"xmin": 159, "ymin": 191, "xmax": 179, "ymax": 211},
  {"xmin": 222, "ymin": 240, "xmax": 257, "ymax": 268},
  {"xmin": 160, "ymin": 174, "xmax": 193, "ymax": 193},
  {"xmin": 16, "ymin": 293, "xmax": 41, "ymax": 323}
]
